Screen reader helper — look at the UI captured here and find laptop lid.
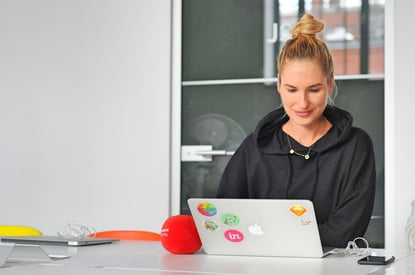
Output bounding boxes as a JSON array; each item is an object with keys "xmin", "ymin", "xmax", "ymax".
[
  {"xmin": 188, "ymin": 198, "xmax": 328, "ymax": 258},
  {"xmin": 0, "ymin": 235, "xmax": 119, "ymax": 247}
]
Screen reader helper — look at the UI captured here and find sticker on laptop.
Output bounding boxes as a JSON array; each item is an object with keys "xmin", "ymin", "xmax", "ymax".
[
  {"xmin": 289, "ymin": 205, "xmax": 307, "ymax": 217},
  {"xmin": 300, "ymin": 219, "xmax": 312, "ymax": 226},
  {"xmin": 197, "ymin": 202, "xmax": 217, "ymax": 216},
  {"xmin": 202, "ymin": 220, "xmax": 220, "ymax": 231},
  {"xmin": 247, "ymin": 223, "xmax": 264, "ymax": 236},
  {"xmin": 224, "ymin": 229, "xmax": 244, "ymax": 242},
  {"xmin": 221, "ymin": 213, "xmax": 240, "ymax": 226}
]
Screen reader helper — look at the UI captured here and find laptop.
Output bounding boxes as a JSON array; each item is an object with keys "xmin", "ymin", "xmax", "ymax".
[
  {"xmin": 0, "ymin": 235, "xmax": 119, "ymax": 247},
  {"xmin": 188, "ymin": 198, "xmax": 334, "ymax": 258}
]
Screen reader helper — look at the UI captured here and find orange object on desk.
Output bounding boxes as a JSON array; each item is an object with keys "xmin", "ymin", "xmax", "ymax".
[{"xmin": 90, "ymin": 230, "xmax": 161, "ymax": 241}]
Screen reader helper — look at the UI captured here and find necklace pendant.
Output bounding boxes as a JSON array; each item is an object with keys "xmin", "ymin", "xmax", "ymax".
[
  {"xmin": 289, "ymin": 149, "xmax": 295, "ymax": 154},
  {"xmin": 304, "ymin": 154, "xmax": 310, "ymax": 160}
]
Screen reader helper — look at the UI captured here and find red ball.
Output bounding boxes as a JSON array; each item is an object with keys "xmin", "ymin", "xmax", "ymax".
[{"xmin": 160, "ymin": 215, "xmax": 202, "ymax": 254}]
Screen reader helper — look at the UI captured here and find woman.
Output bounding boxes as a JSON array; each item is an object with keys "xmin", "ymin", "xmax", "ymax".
[{"xmin": 216, "ymin": 14, "xmax": 376, "ymax": 248}]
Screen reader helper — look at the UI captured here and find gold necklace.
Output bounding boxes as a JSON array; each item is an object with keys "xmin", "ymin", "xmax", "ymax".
[{"xmin": 286, "ymin": 134, "xmax": 313, "ymax": 160}]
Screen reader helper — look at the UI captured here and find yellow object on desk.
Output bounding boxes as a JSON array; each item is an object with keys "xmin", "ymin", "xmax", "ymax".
[{"xmin": 0, "ymin": 225, "xmax": 42, "ymax": 236}]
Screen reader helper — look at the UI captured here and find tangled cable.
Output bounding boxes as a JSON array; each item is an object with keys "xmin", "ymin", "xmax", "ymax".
[
  {"xmin": 329, "ymin": 237, "xmax": 371, "ymax": 257},
  {"xmin": 57, "ymin": 221, "xmax": 96, "ymax": 239}
]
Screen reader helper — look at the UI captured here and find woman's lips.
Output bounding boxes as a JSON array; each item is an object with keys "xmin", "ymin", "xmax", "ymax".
[{"xmin": 295, "ymin": 110, "xmax": 312, "ymax": 117}]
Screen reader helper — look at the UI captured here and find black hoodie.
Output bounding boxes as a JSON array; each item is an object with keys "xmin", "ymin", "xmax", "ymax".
[{"xmin": 217, "ymin": 106, "xmax": 376, "ymax": 248}]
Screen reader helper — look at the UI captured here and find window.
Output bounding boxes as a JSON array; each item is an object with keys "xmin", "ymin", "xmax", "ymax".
[{"xmin": 302, "ymin": 0, "xmax": 385, "ymax": 75}]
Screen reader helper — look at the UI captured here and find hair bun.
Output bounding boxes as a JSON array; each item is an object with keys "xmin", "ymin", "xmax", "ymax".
[{"xmin": 290, "ymin": 14, "xmax": 324, "ymax": 39}]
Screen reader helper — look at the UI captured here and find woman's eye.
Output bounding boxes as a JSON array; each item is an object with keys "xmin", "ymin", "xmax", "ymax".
[{"xmin": 310, "ymin": 89, "xmax": 320, "ymax": 93}]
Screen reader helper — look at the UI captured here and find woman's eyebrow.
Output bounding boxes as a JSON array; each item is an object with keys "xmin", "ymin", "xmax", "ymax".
[
  {"xmin": 283, "ymin": 84, "xmax": 297, "ymax": 88},
  {"xmin": 309, "ymin": 83, "xmax": 324, "ymax": 88},
  {"xmin": 283, "ymin": 83, "xmax": 324, "ymax": 88}
]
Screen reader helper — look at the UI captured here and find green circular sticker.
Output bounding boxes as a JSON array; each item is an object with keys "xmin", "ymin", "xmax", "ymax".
[{"xmin": 221, "ymin": 213, "xmax": 240, "ymax": 226}]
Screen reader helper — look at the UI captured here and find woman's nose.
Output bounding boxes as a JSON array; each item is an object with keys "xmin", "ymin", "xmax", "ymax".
[{"xmin": 297, "ymin": 91, "xmax": 309, "ymax": 107}]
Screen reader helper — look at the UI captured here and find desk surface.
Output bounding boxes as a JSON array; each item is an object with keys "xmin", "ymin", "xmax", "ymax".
[{"xmin": 0, "ymin": 241, "xmax": 414, "ymax": 275}]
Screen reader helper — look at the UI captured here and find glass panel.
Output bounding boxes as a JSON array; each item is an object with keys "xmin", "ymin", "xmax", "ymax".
[
  {"xmin": 180, "ymin": 79, "xmax": 384, "ymax": 247},
  {"xmin": 335, "ymin": 79, "xmax": 384, "ymax": 247},
  {"xmin": 278, "ymin": 1, "xmax": 300, "ymax": 67},
  {"xmin": 368, "ymin": 0, "xmax": 385, "ymax": 74},
  {"xmin": 182, "ymin": 0, "xmax": 266, "ymax": 81},
  {"xmin": 307, "ymin": 1, "xmax": 361, "ymax": 74},
  {"xmin": 180, "ymin": 0, "xmax": 385, "ymax": 248},
  {"xmin": 305, "ymin": 0, "xmax": 384, "ymax": 75},
  {"xmin": 183, "ymin": 1, "xmax": 384, "ymax": 80},
  {"xmin": 181, "ymin": 83, "xmax": 280, "ymax": 213},
  {"xmin": 280, "ymin": 0, "xmax": 300, "ymax": 17}
]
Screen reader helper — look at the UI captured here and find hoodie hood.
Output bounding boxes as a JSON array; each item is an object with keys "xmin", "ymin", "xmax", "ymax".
[{"xmin": 255, "ymin": 106, "xmax": 353, "ymax": 154}]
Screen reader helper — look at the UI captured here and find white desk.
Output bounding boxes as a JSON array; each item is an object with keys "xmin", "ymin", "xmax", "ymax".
[{"xmin": 0, "ymin": 241, "xmax": 414, "ymax": 275}]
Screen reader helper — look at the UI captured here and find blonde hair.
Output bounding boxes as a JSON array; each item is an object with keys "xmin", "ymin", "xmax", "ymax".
[{"xmin": 277, "ymin": 14, "xmax": 334, "ymax": 83}]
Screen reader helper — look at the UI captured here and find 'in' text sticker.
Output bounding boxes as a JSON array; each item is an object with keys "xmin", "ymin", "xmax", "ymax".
[{"xmin": 224, "ymin": 230, "xmax": 244, "ymax": 242}]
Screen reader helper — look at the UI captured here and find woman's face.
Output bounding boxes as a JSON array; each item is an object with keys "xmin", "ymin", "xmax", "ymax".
[{"xmin": 277, "ymin": 59, "xmax": 334, "ymax": 129}]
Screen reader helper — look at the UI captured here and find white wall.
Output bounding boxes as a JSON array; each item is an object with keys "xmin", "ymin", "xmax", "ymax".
[
  {"xmin": 0, "ymin": 0, "xmax": 172, "ymax": 234},
  {"xmin": 385, "ymin": 0, "xmax": 415, "ymax": 250}
]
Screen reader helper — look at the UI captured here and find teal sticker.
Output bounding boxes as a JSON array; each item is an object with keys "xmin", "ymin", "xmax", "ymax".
[{"xmin": 221, "ymin": 213, "xmax": 240, "ymax": 226}]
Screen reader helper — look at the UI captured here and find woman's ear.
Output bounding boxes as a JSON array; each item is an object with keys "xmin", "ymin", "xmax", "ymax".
[
  {"xmin": 328, "ymin": 73, "xmax": 335, "ymax": 95},
  {"xmin": 276, "ymin": 74, "xmax": 281, "ymax": 94}
]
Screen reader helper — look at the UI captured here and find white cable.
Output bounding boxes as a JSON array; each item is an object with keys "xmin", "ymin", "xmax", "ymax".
[
  {"xmin": 57, "ymin": 221, "xmax": 96, "ymax": 239},
  {"xmin": 328, "ymin": 237, "xmax": 372, "ymax": 257}
]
